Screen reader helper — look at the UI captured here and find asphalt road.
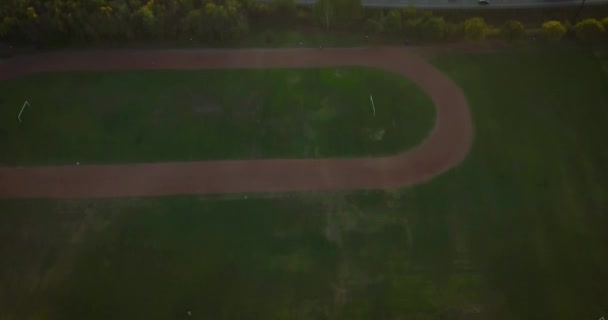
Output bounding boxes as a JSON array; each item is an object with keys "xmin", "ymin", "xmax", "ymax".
[{"xmin": 261, "ymin": 0, "xmax": 608, "ymax": 9}]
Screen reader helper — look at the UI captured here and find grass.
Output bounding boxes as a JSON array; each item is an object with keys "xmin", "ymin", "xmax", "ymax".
[
  {"xmin": 596, "ymin": 49, "xmax": 608, "ymax": 73},
  {"xmin": 0, "ymin": 198, "xmax": 335, "ymax": 319},
  {"xmin": 0, "ymin": 67, "xmax": 434, "ymax": 165},
  {"xmin": 1, "ymin": 45, "xmax": 608, "ymax": 320},
  {"xmin": 425, "ymin": 45, "xmax": 608, "ymax": 319},
  {"xmin": 0, "ymin": 195, "xmax": 481, "ymax": 320}
]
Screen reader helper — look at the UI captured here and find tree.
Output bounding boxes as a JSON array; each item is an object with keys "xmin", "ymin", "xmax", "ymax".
[
  {"xmin": 400, "ymin": 7, "xmax": 421, "ymax": 38},
  {"xmin": 364, "ymin": 17, "xmax": 383, "ymax": 34},
  {"xmin": 501, "ymin": 20, "xmax": 526, "ymax": 43},
  {"xmin": 248, "ymin": 3, "xmax": 272, "ymax": 20},
  {"xmin": 313, "ymin": 0, "xmax": 333, "ymax": 29},
  {"xmin": 541, "ymin": 20, "xmax": 566, "ymax": 42},
  {"xmin": 400, "ymin": 6, "xmax": 418, "ymax": 20},
  {"xmin": 182, "ymin": 9, "xmax": 203, "ymax": 36},
  {"xmin": 464, "ymin": 17, "xmax": 487, "ymax": 42},
  {"xmin": 574, "ymin": 18, "xmax": 605, "ymax": 44},
  {"xmin": 134, "ymin": 4, "xmax": 157, "ymax": 37},
  {"xmin": 563, "ymin": 20, "xmax": 574, "ymax": 35},
  {"xmin": 18, "ymin": 3, "xmax": 42, "ymax": 42},
  {"xmin": 84, "ymin": 1, "xmax": 134, "ymax": 41},
  {"xmin": 383, "ymin": 9, "xmax": 402, "ymax": 34},
  {"xmin": 445, "ymin": 22, "xmax": 464, "ymax": 41},
  {"xmin": 154, "ymin": 0, "xmax": 182, "ymax": 38},
  {"xmin": 270, "ymin": 0, "xmax": 297, "ymax": 21},
  {"xmin": 0, "ymin": 17, "xmax": 18, "ymax": 38},
  {"xmin": 416, "ymin": 16, "xmax": 445, "ymax": 41},
  {"xmin": 203, "ymin": 0, "xmax": 249, "ymax": 42},
  {"xmin": 334, "ymin": 0, "xmax": 362, "ymax": 26},
  {"xmin": 313, "ymin": 0, "xmax": 361, "ymax": 29}
]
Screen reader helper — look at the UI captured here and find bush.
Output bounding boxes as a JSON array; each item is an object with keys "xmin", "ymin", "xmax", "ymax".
[
  {"xmin": 364, "ymin": 18, "xmax": 383, "ymax": 34},
  {"xmin": 270, "ymin": 0, "xmax": 297, "ymax": 20},
  {"xmin": 445, "ymin": 22, "xmax": 464, "ymax": 41},
  {"xmin": 183, "ymin": 10, "xmax": 204, "ymax": 36},
  {"xmin": 574, "ymin": 19, "xmax": 605, "ymax": 44},
  {"xmin": 416, "ymin": 16, "xmax": 445, "ymax": 41},
  {"xmin": 248, "ymin": 3, "xmax": 272, "ymax": 20},
  {"xmin": 501, "ymin": 20, "xmax": 526, "ymax": 42},
  {"xmin": 563, "ymin": 20, "xmax": 574, "ymax": 36},
  {"xmin": 603, "ymin": 17, "xmax": 608, "ymax": 30},
  {"xmin": 383, "ymin": 9, "xmax": 402, "ymax": 34},
  {"xmin": 400, "ymin": 20, "xmax": 415, "ymax": 38},
  {"xmin": 0, "ymin": 17, "xmax": 18, "ymax": 38},
  {"xmin": 464, "ymin": 17, "xmax": 487, "ymax": 42},
  {"xmin": 400, "ymin": 7, "xmax": 418, "ymax": 20},
  {"xmin": 540, "ymin": 20, "xmax": 566, "ymax": 42},
  {"xmin": 486, "ymin": 26, "xmax": 501, "ymax": 38}
]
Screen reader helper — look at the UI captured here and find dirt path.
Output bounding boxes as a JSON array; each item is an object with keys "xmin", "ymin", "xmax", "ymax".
[{"xmin": 0, "ymin": 47, "xmax": 472, "ymax": 199}]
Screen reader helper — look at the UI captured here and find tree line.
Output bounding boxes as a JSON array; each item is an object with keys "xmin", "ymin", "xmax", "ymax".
[
  {"xmin": 364, "ymin": 8, "xmax": 608, "ymax": 43},
  {"xmin": 0, "ymin": 0, "xmax": 251, "ymax": 43},
  {"xmin": 1, "ymin": 0, "xmax": 607, "ymax": 45}
]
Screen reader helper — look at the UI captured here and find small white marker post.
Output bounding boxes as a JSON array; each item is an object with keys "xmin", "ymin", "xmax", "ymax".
[
  {"xmin": 369, "ymin": 95, "xmax": 376, "ymax": 117},
  {"xmin": 18, "ymin": 101, "xmax": 30, "ymax": 123}
]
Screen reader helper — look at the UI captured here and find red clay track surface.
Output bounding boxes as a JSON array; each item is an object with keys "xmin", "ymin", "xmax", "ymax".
[{"xmin": 0, "ymin": 48, "xmax": 472, "ymax": 199}]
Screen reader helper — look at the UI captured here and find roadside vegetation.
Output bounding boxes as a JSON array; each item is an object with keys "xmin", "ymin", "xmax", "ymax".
[{"xmin": 1, "ymin": 0, "xmax": 608, "ymax": 50}]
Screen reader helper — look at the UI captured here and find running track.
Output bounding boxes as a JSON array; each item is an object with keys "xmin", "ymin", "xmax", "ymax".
[{"xmin": 0, "ymin": 48, "xmax": 472, "ymax": 199}]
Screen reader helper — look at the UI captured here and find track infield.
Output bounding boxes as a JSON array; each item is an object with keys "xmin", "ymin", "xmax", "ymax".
[{"xmin": 0, "ymin": 48, "xmax": 472, "ymax": 198}]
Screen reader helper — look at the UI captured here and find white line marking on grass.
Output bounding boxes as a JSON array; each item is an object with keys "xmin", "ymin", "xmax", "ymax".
[
  {"xmin": 18, "ymin": 101, "xmax": 30, "ymax": 123},
  {"xmin": 369, "ymin": 95, "xmax": 376, "ymax": 117}
]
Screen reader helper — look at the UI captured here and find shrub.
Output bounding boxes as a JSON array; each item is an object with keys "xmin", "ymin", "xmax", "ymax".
[
  {"xmin": 464, "ymin": 17, "xmax": 487, "ymax": 42},
  {"xmin": 603, "ymin": 17, "xmax": 608, "ymax": 30},
  {"xmin": 383, "ymin": 9, "xmax": 402, "ymax": 34},
  {"xmin": 501, "ymin": 20, "xmax": 526, "ymax": 42},
  {"xmin": 564, "ymin": 20, "xmax": 573, "ymax": 31},
  {"xmin": 400, "ymin": 6, "xmax": 418, "ymax": 20},
  {"xmin": 183, "ymin": 10, "xmax": 204, "ymax": 36},
  {"xmin": 270, "ymin": 0, "xmax": 297, "ymax": 20},
  {"xmin": 0, "ymin": 17, "xmax": 18, "ymax": 38},
  {"xmin": 402, "ymin": 18, "xmax": 420, "ymax": 38},
  {"xmin": 333, "ymin": 0, "xmax": 363, "ymax": 27},
  {"xmin": 486, "ymin": 26, "xmax": 501, "ymax": 38},
  {"xmin": 540, "ymin": 20, "xmax": 566, "ymax": 42},
  {"xmin": 563, "ymin": 20, "xmax": 574, "ymax": 37},
  {"xmin": 416, "ymin": 16, "xmax": 445, "ymax": 41},
  {"xmin": 248, "ymin": 3, "xmax": 272, "ymax": 19},
  {"xmin": 445, "ymin": 22, "xmax": 464, "ymax": 41},
  {"xmin": 575, "ymin": 19, "xmax": 605, "ymax": 43},
  {"xmin": 313, "ymin": 0, "xmax": 363, "ymax": 29},
  {"xmin": 364, "ymin": 18, "xmax": 383, "ymax": 34}
]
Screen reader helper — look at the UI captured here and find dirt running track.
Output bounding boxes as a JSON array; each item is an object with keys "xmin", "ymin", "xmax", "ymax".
[{"xmin": 0, "ymin": 48, "xmax": 472, "ymax": 199}]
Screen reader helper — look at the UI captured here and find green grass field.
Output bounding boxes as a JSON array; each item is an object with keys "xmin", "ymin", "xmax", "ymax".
[
  {"xmin": 0, "ymin": 67, "xmax": 434, "ymax": 165},
  {"xmin": 0, "ymin": 195, "xmax": 484, "ymax": 320},
  {"xmin": 426, "ymin": 46, "xmax": 608, "ymax": 319},
  {"xmin": 1, "ymin": 45, "xmax": 608, "ymax": 320}
]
